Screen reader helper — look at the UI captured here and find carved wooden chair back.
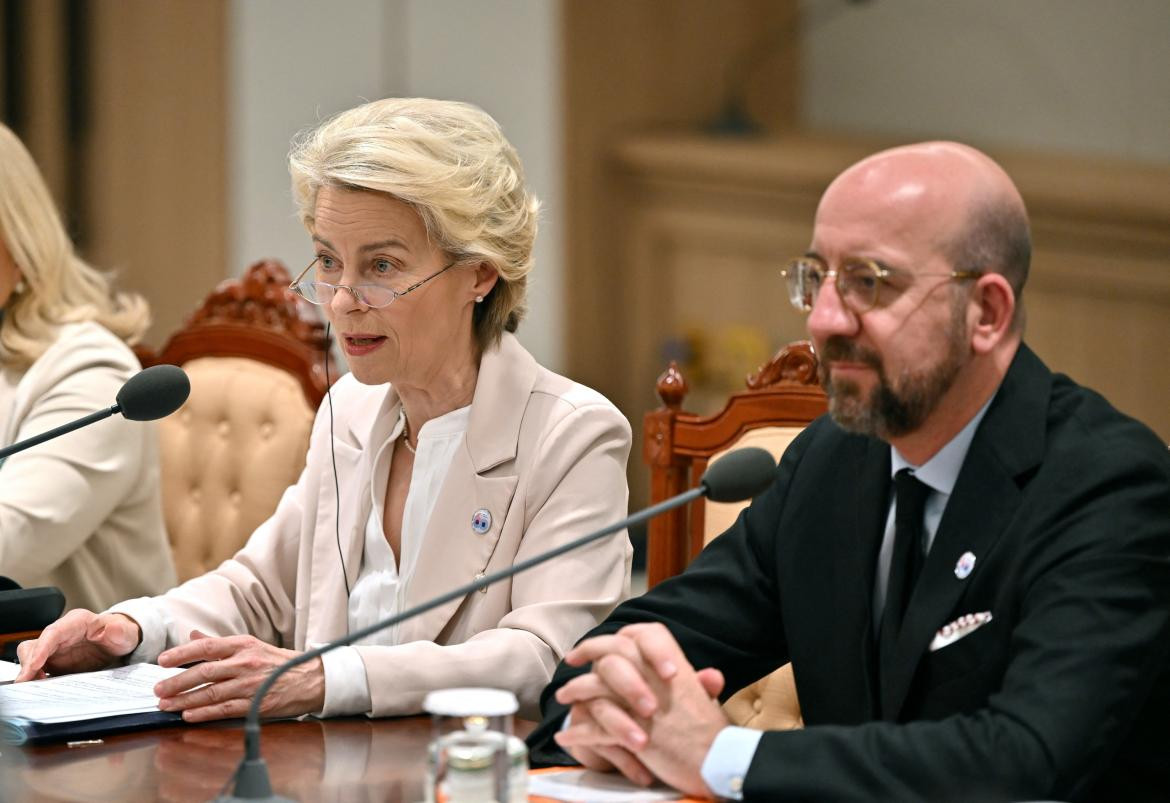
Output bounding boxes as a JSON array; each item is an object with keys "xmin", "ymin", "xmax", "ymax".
[
  {"xmin": 644, "ymin": 341, "xmax": 826, "ymax": 584},
  {"xmin": 643, "ymin": 340, "xmax": 827, "ymax": 731},
  {"xmin": 138, "ymin": 260, "xmax": 334, "ymax": 582}
]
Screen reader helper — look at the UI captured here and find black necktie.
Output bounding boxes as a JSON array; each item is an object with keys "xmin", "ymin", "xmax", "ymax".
[{"xmin": 879, "ymin": 469, "xmax": 931, "ymax": 662}]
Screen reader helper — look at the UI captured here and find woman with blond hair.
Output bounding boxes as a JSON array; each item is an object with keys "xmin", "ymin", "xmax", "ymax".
[
  {"xmin": 0, "ymin": 124, "xmax": 175, "ymax": 610},
  {"xmin": 19, "ymin": 98, "xmax": 632, "ymax": 722}
]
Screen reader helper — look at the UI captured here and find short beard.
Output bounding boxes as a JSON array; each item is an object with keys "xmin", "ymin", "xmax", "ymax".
[{"xmin": 818, "ymin": 301, "xmax": 969, "ymax": 440}]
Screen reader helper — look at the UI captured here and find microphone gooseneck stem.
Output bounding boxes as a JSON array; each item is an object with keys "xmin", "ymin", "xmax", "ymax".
[
  {"xmin": 0, "ymin": 405, "xmax": 118, "ymax": 460},
  {"xmin": 235, "ymin": 484, "xmax": 706, "ymax": 774}
]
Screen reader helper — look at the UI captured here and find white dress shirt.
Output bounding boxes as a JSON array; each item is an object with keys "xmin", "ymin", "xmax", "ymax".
[
  {"xmin": 701, "ymin": 396, "xmax": 994, "ymax": 799},
  {"xmin": 318, "ymin": 404, "xmax": 470, "ymax": 716}
]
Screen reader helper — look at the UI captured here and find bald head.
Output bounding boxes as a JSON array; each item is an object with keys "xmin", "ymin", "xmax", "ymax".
[{"xmin": 819, "ymin": 142, "xmax": 1031, "ymax": 329}]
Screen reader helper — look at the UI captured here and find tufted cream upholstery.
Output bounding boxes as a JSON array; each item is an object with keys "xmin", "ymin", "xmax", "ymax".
[
  {"xmin": 159, "ymin": 356, "xmax": 315, "ymax": 582},
  {"xmin": 705, "ymin": 427, "xmax": 808, "ymax": 730},
  {"xmin": 722, "ymin": 662, "xmax": 804, "ymax": 730},
  {"xmin": 703, "ymin": 427, "xmax": 806, "ymax": 546}
]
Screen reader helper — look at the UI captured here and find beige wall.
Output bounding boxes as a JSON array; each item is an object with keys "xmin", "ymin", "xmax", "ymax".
[
  {"xmin": 228, "ymin": 0, "xmax": 394, "ymax": 281},
  {"xmin": 802, "ymin": 0, "xmax": 1170, "ymax": 163}
]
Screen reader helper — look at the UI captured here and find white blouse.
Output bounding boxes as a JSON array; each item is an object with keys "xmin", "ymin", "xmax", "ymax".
[{"xmin": 319, "ymin": 404, "xmax": 471, "ymax": 716}]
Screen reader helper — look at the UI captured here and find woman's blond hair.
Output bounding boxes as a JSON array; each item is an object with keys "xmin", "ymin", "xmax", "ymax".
[
  {"xmin": 288, "ymin": 98, "xmax": 539, "ymax": 350},
  {"xmin": 0, "ymin": 124, "xmax": 149, "ymax": 369}
]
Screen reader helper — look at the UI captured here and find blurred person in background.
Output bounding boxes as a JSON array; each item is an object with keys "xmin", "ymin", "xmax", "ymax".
[{"xmin": 0, "ymin": 123, "xmax": 175, "ymax": 611}]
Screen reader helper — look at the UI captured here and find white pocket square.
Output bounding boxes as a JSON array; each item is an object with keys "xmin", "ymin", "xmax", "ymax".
[{"xmin": 929, "ymin": 611, "xmax": 993, "ymax": 652}]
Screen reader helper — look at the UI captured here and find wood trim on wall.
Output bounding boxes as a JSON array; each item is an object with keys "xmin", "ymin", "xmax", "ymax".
[
  {"xmin": 562, "ymin": 0, "xmax": 800, "ymax": 405},
  {"xmin": 561, "ymin": 0, "xmax": 801, "ymax": 509},
  {"xmin": 20, "ymin": 0, "xmax": 67, "ymax": 207},
  {"xmin": 82, "ymin": 0, "xmax": 228, "ymax": 346},
  {"xmin": 1, "ymin": 0, "xmax": 227, "ymax": 347}
]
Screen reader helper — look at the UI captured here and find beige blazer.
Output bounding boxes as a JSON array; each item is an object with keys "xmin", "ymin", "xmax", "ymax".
[
  {"xmin": 0, "ymin": 321, "xmax": 175, "ymax": 611},
  {"xmin": 116, "ymin": 334, "xmax": 632, "ymax": 718}
]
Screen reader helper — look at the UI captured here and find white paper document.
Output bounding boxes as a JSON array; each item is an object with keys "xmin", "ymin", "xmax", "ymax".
[
  {"xmin": 528, "ymin": 768, "xmax": 683, "ymax": 802},
  {"xmin": 0, "ymin": 663, "xmax": 183, "ymax": 723},
  {"xmin": 0, "ymin": 659, "xmax": 19, "ymax": 683}
]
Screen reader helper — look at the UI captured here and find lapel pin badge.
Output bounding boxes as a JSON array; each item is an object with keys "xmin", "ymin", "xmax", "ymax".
[
  {"xmin": 471, "ymin": 508, "xmax": 492, "ymax": 535},
  {"xmin": 954, "ymin": 551, "xmax": 976, "ymax": 580}
]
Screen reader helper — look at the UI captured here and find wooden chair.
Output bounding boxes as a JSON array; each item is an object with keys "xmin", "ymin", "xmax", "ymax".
[
  {"xmin": 0, "ymin": 629, "xmax": 42, "ymax": 661},
  {"xmin": 643, "ymin": 340, "xmax": 827, "ymax": 731},
  {"xmin": 138, "ymin": 259, "xmax": 334, "ymax": 582}
]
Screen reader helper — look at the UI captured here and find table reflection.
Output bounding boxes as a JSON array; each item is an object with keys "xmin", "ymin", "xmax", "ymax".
[{"xmin": 5, "ymin": 716, "xmax": 529, "ymax": 802}]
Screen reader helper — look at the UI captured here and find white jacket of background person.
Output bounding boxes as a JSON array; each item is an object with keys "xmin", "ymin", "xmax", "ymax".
[{"xmin": 0, "ymin": 320, "xmax": 176, "ymax": 610}]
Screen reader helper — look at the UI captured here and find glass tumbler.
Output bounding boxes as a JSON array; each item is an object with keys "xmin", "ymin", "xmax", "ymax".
[{"xmin": 424, "ymin": 687, "xmax": 527, "ymax": 803}]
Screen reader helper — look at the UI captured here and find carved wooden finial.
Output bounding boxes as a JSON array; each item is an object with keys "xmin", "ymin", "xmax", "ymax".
[
  {"xmin": 656, "ymin": 361, "xmax": 689, "ymax": 410},
  {"xmin": 187, "ymin": 259, "xmax": 327, "ymax": 350},
  {"xmin": 746, "ymin": 341, "xmax": 819, "ymax": 390}
]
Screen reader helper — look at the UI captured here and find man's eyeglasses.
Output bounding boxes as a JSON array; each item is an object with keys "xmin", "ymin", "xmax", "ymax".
[
  {"xmin": 290, "ymin": 258, "xmax": 458, "ymax": 309},
  {"xmin": 780, "ymin": 256, "xmax": 982, "ymax": 314}
]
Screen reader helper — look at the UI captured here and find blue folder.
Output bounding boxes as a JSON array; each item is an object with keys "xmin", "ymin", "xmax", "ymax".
[{"xmin": 0, "ymin": 710, "xmax": 182, "ymax": 746}]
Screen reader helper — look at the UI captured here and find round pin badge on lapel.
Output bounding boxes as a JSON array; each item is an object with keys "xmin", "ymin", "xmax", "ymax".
[
  {"xmin": 471, "ymin": 508, "xmax": 492, "ymax": 535},
  {"xmin": 954, "ymin": 551, "xmax": 976, "ymax": 580}
]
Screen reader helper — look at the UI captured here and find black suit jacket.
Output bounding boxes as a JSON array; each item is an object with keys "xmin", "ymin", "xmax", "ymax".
[{"xmin": 529, "ymin": 345, "xmax": 1170, "ymax": 801}]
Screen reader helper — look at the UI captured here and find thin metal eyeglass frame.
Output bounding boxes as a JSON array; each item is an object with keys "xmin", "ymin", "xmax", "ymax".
[
  {"xmin": 780, "ymin": 255, "xmax": 982, "ymax": 314},
  {"xmin": 289, "ymin": 258, "xmax": 459, "ymax": 308}
]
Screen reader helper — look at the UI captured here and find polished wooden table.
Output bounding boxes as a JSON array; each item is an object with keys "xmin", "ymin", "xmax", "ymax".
[{"xmin": 4, "ymin": 716, "xmax": 536, "ymax": 802}]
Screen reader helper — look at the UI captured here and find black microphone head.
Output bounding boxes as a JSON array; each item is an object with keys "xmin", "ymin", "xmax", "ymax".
[
  {"xmin": 116, "ymin": 364, "xmax": 191, "ymax": 421},
  {"xmin": 700, "ymin": 446, "xmax": 777, "ymax": 503}
]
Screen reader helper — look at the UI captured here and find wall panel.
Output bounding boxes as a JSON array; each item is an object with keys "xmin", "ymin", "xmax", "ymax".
[{"xmin": 84, "ymin": 0, "xmax": 227, "ymax": 345}]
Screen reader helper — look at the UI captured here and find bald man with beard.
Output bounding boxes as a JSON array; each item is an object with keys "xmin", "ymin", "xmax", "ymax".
[{"xmin": 527, "ymin": 142, "xmax": 1170, "ymax": 801}]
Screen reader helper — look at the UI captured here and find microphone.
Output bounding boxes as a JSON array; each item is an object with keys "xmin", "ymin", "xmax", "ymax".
[
  {"xmin": 213, "ymin": 446, "xmax": 778, "ymax": 802},
  {"xmin": 0, "ymin": 364, "xmax": 190, "ymax": 460},
  {"xmin": 703, "ymin": 447, "xmax": 777, "ymax": 503},
  {"xmin": 116, "ymin": 364, "xmax": 191, "ymax": 421}
]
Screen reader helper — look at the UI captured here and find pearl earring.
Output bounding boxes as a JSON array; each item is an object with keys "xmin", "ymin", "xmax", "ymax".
[
  {"xmin": 475, "ymin": 295, "xmax": 484, "ymax": 303},
  {"xmin": 13, "ymin": 280, "xmax": 25, "ymax": 295}
]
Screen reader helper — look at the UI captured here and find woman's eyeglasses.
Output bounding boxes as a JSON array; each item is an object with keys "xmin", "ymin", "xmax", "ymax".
[{"xmin": 290, "ymin": 259, "xmax": 458, "ymax": 309}]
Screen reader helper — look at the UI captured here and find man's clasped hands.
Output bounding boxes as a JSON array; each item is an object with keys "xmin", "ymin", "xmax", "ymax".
[{"xmin": 554, "ymin": 622, "xmax": 731, "ymax": 798}]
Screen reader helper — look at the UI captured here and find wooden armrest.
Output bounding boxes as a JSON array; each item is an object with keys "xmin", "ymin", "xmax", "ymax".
[{"xmin": 0, "ymin": 629, "xmax": 42, "ymax": 646}]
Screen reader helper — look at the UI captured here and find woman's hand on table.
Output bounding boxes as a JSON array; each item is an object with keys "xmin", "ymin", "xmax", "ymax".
[
  {"xmin": 154, "ymin": 631, "xmax": 325, "ymax": 722},
  {"xmin": 15, "ymin": 609, "xmax": 141, "ymax": 681}
]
